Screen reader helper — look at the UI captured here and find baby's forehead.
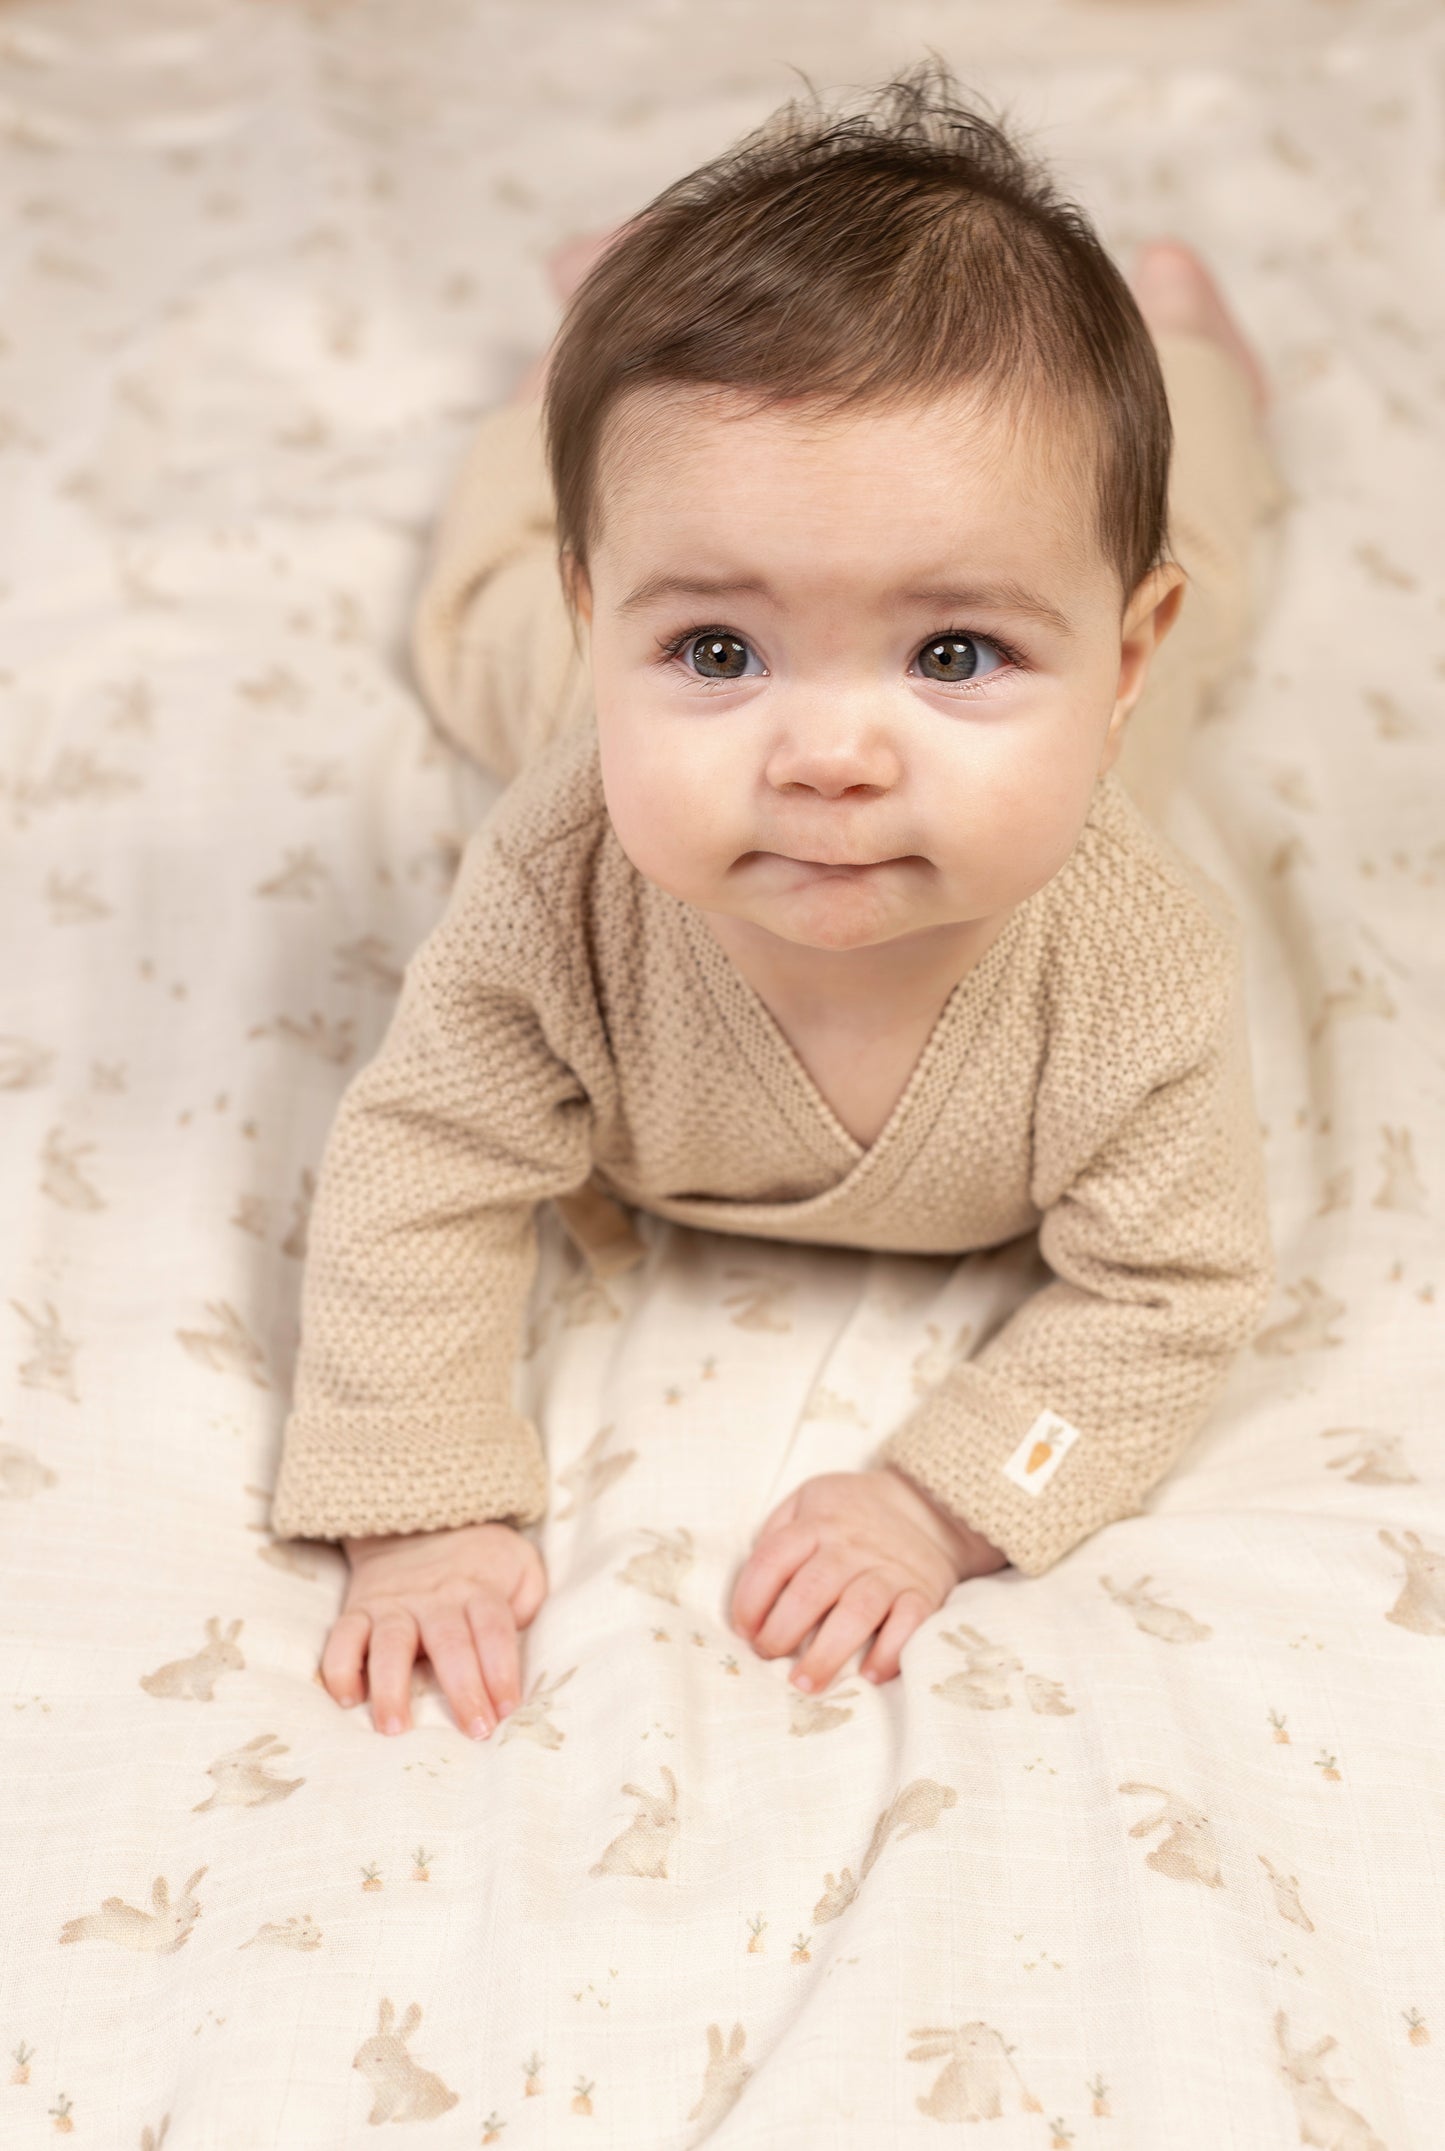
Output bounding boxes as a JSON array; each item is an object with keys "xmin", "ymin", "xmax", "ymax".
[
  {"xmin": 602, "ymin": 374, "xmax": 1073, "ymax": 480},
  {"xmin": 594, "ymin": 376, "xmax": 1107, "ymax": 596}
]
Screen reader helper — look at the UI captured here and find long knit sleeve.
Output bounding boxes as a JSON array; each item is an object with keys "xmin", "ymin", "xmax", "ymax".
[
  {"xmin": 879, "ymin": 941, "xmax": 1275, "ymax": 1577},
  {"xmin": 268, "ymin": 825, "xmax": 598, "ymax": 1543},
  {"xmin": 409, "ymin": 397, "xmax": 592, "ymax": 782}
]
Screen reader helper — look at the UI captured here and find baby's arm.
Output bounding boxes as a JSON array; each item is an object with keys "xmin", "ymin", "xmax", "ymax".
[
  {"xmin": 878, "ymin": 942, "xmax": 1275, "ymax": 1577},
  {"xmin": 269, "ymin": 825, "xmax": 598, "ymax": 1729},
  {"xmin": 271, "ymin": 828, "xmax": 595, "ymax": 1540}
]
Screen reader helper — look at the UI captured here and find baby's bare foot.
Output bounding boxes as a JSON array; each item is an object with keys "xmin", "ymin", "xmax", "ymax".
[
  {"xmin": 1128, "ymin": 238, "xmax": 1270, "ymax": 415},
  {"xmin": 546, "ymin": 224, "xmax": 640, "ymax": 303},
  {"xmin": 510, "ymin": 226, "xmax": 639, "ymax": 402}
]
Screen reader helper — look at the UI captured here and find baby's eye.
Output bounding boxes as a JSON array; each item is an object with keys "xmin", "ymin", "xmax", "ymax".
[
  {"xmin": 675, "ymin": 630, "xmax": 764, "ymax": 682},
  {"xmin": 912, "ymin": 631, "xmax": 1011, "ymax": 686}
]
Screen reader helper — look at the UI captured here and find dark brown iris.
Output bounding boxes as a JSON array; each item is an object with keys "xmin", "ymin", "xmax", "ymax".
[
  {"xmin": 917, "ymin": 636, "xmax": 979, "ymax": 682},
  {"xmin": 691, "ymin": 633, "xmax": 748, "ymax": 679}
]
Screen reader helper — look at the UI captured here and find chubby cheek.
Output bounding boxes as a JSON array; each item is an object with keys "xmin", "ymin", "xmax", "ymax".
[
  {"xmin": 596, "ymin": 731, "xmax": 733, "ymax": 900},
  {"xmin": 964, "ymin": 784, "xmax": 1085, "ymax": 898},
  {"xmin": 967, "ymin": 699, "xmax": 1110, "ymax": 871}
]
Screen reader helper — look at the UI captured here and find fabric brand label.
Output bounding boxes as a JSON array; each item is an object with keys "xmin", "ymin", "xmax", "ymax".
[{"xmin": 1001, "ymin": 1408, "xmax": 1082, "ymax": 1496}]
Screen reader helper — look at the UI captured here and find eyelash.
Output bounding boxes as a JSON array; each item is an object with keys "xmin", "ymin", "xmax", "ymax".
[{"xmin": 653, "ymin": 623, "xmax": 1028, "ymax": 693}]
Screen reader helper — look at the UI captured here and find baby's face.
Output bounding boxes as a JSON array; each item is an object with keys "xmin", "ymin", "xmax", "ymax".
[{"xmin": 571, "ymin": 382, "xmax": 1180, "ymax": 961}]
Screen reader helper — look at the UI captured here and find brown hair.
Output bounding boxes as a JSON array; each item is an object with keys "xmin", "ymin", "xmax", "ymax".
[{"xmin": 542, "ymin": 54, "xmax": 1175, "ymax": 623}]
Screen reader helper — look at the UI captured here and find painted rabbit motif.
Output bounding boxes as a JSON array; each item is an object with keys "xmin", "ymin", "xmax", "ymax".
[
  {"xmin": 498, "ymin": 1665, "xmax": 577, "ymax": 1748},
  {"xmin": 352, "ymin": 1999, "xmax": 459, "ymax": 2124},
  {"xmin": 618, "ymin": 1527, "xmax": 694, "ymax": 1605},
  {"xmin": 1259, "ymin": 1854, "xmax": 1315, "ymax": 1932},
  {"xmin": 813, "ymin": 1867, "xmax": 859, "ymax": 1922},
  {"xmin": 719, "ymin": 1267, "xmax": 795, "ymax": 1331},
  {"xmin": 552, "ymin": 1423, "xmax": 637, "ymax": 1516},
  {"xmin": 1274, "ymin": 2011, "xmax": 1386, "ymax": 2150},
  {"xmin": 140, "ymin": 1617, "xmax": 245, "ymax": 1699},
  {"xmin": 1118, "ymin": 1784, "xmax": 1224, "ymax": 1887},
  {"xmin": 1379, "ymin": 1528, "xmax": 1445, "ymax": 1634},
  {"xmin": 1322, "ymin": 1428, "xmax": 1417, "ymax": 1485},
  {"xmin": 240, "ymin": 1913, "xmax": 323, "ymax": 1952},
  {"xmin": 60, "ymin": 1867, "xmax": 207, "ymax": 1952},
  {"xmin": 1252, "ymin": 1277, "xmax": 1347, "ymax": 1355},
  {"xmin": 1372, "ymin": 1124, "xmax": 1426, "ymax": 1212},
  {"xmin": 174, "ymin": 1300, "xmax": 271, "ymax": 1387},
  {"xmin": 815, "ymin": 1780, "xmax": 958, "ymax": 1922},
  {"xmin": 589, "ymin": 1765, "xmax": 679, "ymax": 1878},
  {"xmin": 909, "ymin": 1320, "xmax": 976, "ymax": 1393},
  {"xmin": 40, "ymin": 1127, "xmax": 105, "ymax": 1210},
  {"xmin": 685, "ymin": 2022, "xmax": 752, "ymax": 2135},
  {"xmin": 0, "ymin": 1034, "xmax": 54, "ymax": 1088},
  {"xmin": 11, "ymin": 1298, "xmax": 81, "ymax": 1401},
  {"xmin": 933, "ymin": 1623, "xmax": 1023, "ymax": 1708},
  {"xmin": 905, "ymin": 2021, "xmax": 1043, "ymax": 2121},
  {"xmin": 860, "ymin": 1780, "xmax": 957, "ymax": 1873},
  {"xmin": 191, "ymin": 1732, "xmax": 304, "ymax": 1810},
  {"xmin": 1101, "ymin": 1575, "xmax": 1212, "ymax": 1643},
  {"xmin": 1308, "ymin": 965, "xmax": 1395, "ymax": 1043},
  {"xmin": 788, "ymin": 1682, "xmax": 861, "ymax": 1734},
  {"xmin": 0, "ymin": 1441, "xmax": 58, "ymax": 1497}
]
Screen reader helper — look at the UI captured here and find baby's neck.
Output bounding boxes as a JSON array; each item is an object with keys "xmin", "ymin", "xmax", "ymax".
[{"xmin": 696, "ymin": 904, "xmax": 1018, "ymax": 1032}]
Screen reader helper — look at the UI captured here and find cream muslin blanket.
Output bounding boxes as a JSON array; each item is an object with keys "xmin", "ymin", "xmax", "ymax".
[{"xmin": 1, "ymin": 2, "xmax": 1442, "ymax": 2146}]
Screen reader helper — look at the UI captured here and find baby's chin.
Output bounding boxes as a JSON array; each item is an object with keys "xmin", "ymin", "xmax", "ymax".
[
  {"xmin": 700, "ymin": 880, "xmax": 941, "ymax": 954},
  {"xmin": 628, "ymin": 841, "xmax": 960, "ymax": 947}
]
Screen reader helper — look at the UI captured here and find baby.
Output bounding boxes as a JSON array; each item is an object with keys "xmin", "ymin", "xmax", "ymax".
[{"xmin": 269, "ymin": 61, "xmax": 1280, "ymax": 1742}]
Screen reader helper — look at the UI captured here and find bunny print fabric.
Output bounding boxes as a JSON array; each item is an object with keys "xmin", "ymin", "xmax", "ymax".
[{"xmin": 1, "ymin": 2, "xmax": 1443, "ymax": 2147}]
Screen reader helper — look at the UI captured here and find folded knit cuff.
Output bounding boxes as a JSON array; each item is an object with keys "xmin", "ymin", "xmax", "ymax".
[
  {"xmin": 876, "ymin": 1361, "xmax": 1164, "ymax": 1578},
  {"xmin": 268, "ymin": 1406, "xmax": 550, "ymax": 1543}
]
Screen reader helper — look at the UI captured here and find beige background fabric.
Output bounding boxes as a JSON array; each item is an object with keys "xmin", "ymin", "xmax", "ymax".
[{"xmin": 1, "ymin": 1, "xmax": 1442, "ymax": 2145}]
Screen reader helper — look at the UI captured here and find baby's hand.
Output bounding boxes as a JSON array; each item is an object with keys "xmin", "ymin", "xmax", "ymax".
[
  {"xmin": 321, "ymin": 1521, "xmax": 547, "ymax": 1740},
  {"xmin": 729, "ymin": 1468, "xmax": 1008, "ymax": 1696}
]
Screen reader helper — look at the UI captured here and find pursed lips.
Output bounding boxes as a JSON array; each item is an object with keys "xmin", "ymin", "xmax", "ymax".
[{"xmin": 761, "ymin": 852, "xmax": 901, "ymax": 869}]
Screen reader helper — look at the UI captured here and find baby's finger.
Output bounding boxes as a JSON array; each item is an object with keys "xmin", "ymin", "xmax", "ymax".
[
  {"xmin": 467, "ymin": 1596, "xmax": 522, "ymax": 1721},
  {"xmin": 365, "ymin": 1609, "xmax": 420, "ymax": 1735},
  {"xmin": 509, "ymin": 1549, "xmax": 548, "ymax": 1631},
  {"xmin": 859, "ymin": 1589, "xmax": 935, "ymax": 1685},
  {"xmin": 731, "ymin": 1521, "xmax": 817, "ymax": 1640},
  {"xmin": 416, "ymin": 1608, "xmax": 498, "ymax": 1741},
  {"xmin": 749, "ymin": 1544, "xmax": 844, "ymax": 1660},
  {"xmin": 754, "ymin": 1486, "xmax": 801, "ymax": 1540},
  {"xmin": 791, "ymin": 1572, "xmax": 897, "ymax": 1694},
  {"xmin": 320, "ymin": 1610, "xmax": 372, "ymax": 1708}
]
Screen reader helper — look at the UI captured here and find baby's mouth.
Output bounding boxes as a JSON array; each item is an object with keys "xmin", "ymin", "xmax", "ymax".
[{"xmin": 756, "ymin": 852, "xmax": 905, "ymax": 873}]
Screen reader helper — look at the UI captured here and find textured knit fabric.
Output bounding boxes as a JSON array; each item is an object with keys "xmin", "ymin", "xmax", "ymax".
[{"xmin": 268, "ymin": 335, "xmax": 1282, "ymax": 1575}]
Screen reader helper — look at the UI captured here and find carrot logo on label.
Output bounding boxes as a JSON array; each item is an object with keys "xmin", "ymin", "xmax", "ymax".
[{"xmin": 1001, "ymin": 1409, "xmax": 1082, "ymax": 1496}]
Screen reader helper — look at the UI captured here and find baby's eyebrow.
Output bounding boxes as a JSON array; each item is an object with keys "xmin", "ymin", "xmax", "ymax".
[
  {"xmin": 899, "ymin": 581, "xmax": 1074, "ymax": 638},
  {"xmin": 617, "ymin": 572, "xmax": 771, "ymax": 616},
  {"xmin": 616, "ymin": 571, "xmax": 1073, "ymax": 637}
]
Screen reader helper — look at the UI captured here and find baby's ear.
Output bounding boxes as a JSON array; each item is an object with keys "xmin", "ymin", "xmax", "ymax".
[
  {"xmin": 1148, "ymin": 564, "xmax": 1187, "ymax": 647},
  {"xmin": 1127, "ymin": 560, "xmax": 1187, "ymax": 648},
  {"xmin": 560, "ymin": 547, "xmax": 593, "ymax": 627}
]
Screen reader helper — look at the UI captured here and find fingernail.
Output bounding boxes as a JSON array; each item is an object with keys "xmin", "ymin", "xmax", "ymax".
[
  {"xmin": 468, "ymin": 1717, "xmax": 491, "ymax": 1741},
  {"xmin": 497, "ymin": 1701, "xmax": 515, "ymax": 1719},
  {"xmin": 791, "ymin": 1673, "xmax": 812, "ymax": 1692},
  {"xmin": 383, "ymin": 1716, "xmax": 402, "ymax": 1735}
]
